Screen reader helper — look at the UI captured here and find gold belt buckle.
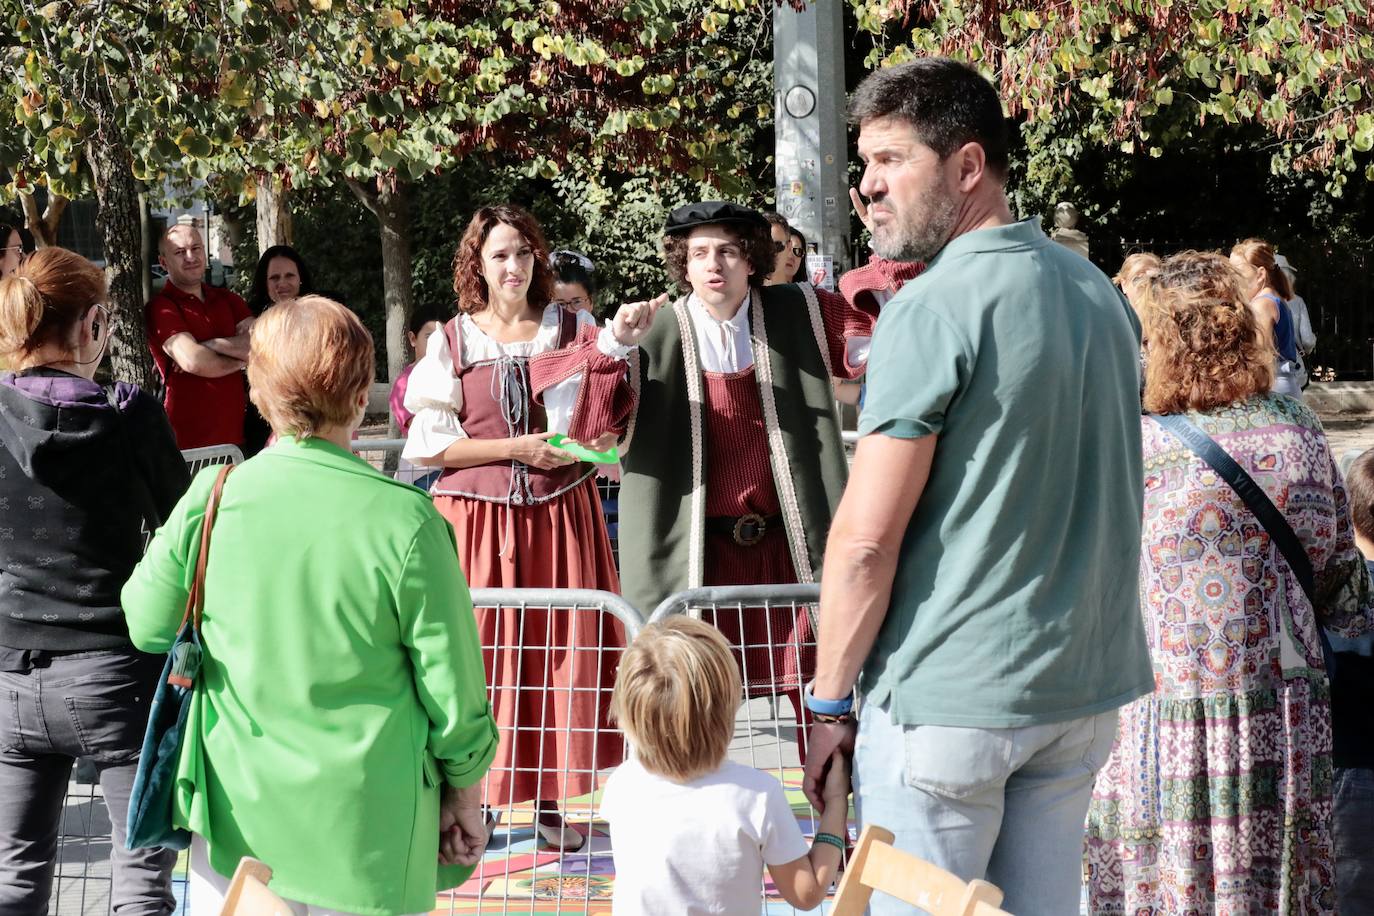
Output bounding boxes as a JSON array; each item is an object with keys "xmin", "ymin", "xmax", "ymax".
[{"xmin": 732, "ymin": 513, "xmax": 767, "ymax": 547}]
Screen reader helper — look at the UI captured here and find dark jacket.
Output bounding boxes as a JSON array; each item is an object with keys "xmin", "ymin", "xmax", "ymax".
[
  {"xmin": 618, "ymin": 284, "xmax": 851, "ymax": 613},
  {"xmin": 1331, "ymin": 560, "xmax": 1374, "ymax": 769},
  {"xmin": 0, "ymin": 368, "xmax": 189, "ymax": 650}
]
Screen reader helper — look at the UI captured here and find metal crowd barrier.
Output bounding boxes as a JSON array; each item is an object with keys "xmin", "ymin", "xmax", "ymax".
[
  {"xmin": 432, "ymin": 585, "xmax": 838, "ymax": 915},
  {"xmin": 49, "ymin": 583, "xmax": 838, "ymax": 915},
  {"xmin": 49, "ymin": 436, "xmax": 838, "ymax": 914},
  {"xmin": 178, "ymin": 443, "xmax": 244, "ymax": 478},
  {"xmin": 46, "ymin": 445, "xmax": 235, "ymax": 912},
  {"xmin": 650, "ymin": 585, "xmax": 825, "ymax": 807},
  {"xmin": 437, "ymin": 588, "xmax": 640, "ymax": 915},
  {"xmin": 45, "ymin": 780, "xmax": 188, "ymax": 916},
  {"xmin": 44, "ymin": 446, "xmax": 248, "ymax": 914}
]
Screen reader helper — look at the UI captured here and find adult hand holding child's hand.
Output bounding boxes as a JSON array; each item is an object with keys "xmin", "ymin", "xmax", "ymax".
[
  {"xmin": 803, "ymin": 720, "xmax": 856, "ymax": 813},
  {"xmin": 822, "ymin": 750, "xmax": 851, "ymax": 810}
]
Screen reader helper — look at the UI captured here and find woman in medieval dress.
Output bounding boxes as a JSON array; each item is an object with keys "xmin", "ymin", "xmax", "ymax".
[{"xmin": 403, "ymin": 204, "xmax": 660, "ymax": 850}]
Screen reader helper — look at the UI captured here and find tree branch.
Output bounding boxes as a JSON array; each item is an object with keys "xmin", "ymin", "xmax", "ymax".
[
  {"xmin": 345, "ymin": 175, "xmax": 382, "ymax": 218},
  {"xmin": 19, "ymin": 191, "xmax": 68, "ymax": 247}
]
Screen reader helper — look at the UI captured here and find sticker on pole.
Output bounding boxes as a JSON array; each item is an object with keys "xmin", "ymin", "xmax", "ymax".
[{"xmin": 806, "ymin": 253, "xmax": 836, "ymax": 292}]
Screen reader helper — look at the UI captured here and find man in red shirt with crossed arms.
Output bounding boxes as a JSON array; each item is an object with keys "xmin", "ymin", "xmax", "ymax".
[{"xmin": 145, "ymin": 225, "xmax": 254, "ymax": 450}]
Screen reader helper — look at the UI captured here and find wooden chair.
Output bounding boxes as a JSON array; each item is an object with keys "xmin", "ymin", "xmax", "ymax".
[
  {"xmin": 218, "ymin": 857, "xmax": 292, "ymax": 916},
  {"xmin": 831, "ymin": 825, "xmax": 1012, "ymax": 916}
]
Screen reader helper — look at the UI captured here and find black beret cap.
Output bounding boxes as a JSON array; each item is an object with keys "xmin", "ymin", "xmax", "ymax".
[{"xmin": 663, "ymin": 200, "xmax": 769, "ymax": 236}]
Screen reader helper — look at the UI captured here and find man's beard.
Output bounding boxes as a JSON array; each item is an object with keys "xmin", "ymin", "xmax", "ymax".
[{"xmin": 871, "ymin": 190, "xmax": 959, "ymax": 264}]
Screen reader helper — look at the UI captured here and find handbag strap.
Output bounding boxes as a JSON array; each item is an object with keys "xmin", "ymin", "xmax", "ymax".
[
  {"xmin": 1150, "ymin": 412, "xmax": 1335, "ymax": 677},
  {"xmin": 179, "ymin": 464, "xmax": 234, "ymax": 635}
]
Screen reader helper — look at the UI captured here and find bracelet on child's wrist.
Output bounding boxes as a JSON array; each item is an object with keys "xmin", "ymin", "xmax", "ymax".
[{"xmin": 813, "ymin": 832, "xmax": 846, "ymax": 853}]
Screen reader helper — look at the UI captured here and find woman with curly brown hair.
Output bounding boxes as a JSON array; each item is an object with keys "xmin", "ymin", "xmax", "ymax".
[
  {"xmin": 1085, "ymin": 251, "xmax": 1374, "ymax": 915},
  {"xmin": 401, "ymin": 204, "xmax": 660, "ymax": 850}
]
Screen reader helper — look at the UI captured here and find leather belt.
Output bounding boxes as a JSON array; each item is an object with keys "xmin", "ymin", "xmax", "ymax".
[{"xmin": 705, "ymin": 513, "xmax": 781, "ymax": 547}]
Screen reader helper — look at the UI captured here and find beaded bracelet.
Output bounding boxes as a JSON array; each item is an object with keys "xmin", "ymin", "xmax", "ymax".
[{"xmin": 814, "ymin": 832, "xmax": 847, "ymax": 852}]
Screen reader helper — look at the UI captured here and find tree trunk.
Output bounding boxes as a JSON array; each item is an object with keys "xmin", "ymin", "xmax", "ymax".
[
  {"xmin": 255, "ymin": 175, "xmax": 292, "ymax": 254},
  {"xmin": 347, "ymin": 177, "xmax": 412, "ymax": 382},
  {"xmin": 138, "ymin": 190, "xmax": 152, "ymax": 305},
  {"xmin": 87, "ymin": 130, "xmax": 158, "ymax": 392},
  {"xmin": 19, "ymin": 191, "xmax": 68, "ymax": 248},
  {"xmin": 348, "ymin": 177, "xmax": 412, "ymax": 465}
]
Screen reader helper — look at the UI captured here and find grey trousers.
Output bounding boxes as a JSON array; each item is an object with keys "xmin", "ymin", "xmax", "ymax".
[
  {"xmin": 0, "ymin": 649, "xmax": 176, "ymax": 916},
  {"xmin": 1334, "ymin": 767, "xmax": 1374, "ymax": 916}
]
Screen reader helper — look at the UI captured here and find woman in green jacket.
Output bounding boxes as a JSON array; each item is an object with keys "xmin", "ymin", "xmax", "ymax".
[{"xmin": 123, "ymin": 296, "xmax": 498, "ymax": 916}]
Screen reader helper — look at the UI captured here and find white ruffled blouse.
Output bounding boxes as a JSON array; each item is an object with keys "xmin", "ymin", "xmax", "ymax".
[{"xmin": 401, "ymin": 305, "xmax": 627, "ymax": 462}]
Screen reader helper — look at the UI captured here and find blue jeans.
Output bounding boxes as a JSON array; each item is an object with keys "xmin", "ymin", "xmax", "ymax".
[
  {"xmin": 0, "ymin": 649, "xmax": 176, "ymax": 915},
  {"xmin": 1334, "ymin": 767, "xmax": 1374, "ymax": 916},
  {"xmin": 853, "ymin": 702, "xmax": 1118, "ymax": 916}
]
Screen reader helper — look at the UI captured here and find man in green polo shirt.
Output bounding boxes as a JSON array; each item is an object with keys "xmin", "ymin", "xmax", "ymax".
[{"xmin": 800, "ymin": 59, "xmax": 1152, "ymax": 915}]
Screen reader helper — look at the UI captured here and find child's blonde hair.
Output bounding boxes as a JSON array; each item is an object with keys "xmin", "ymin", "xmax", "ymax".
[{"xmin": 611, "ymin": 617, "xmax": 741, "ymax": 782}]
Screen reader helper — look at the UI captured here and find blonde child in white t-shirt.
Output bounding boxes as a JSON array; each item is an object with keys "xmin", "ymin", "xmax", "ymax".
[{"xmin": 602, "ymin": 617, "xmax": 850, "ymax": 915}]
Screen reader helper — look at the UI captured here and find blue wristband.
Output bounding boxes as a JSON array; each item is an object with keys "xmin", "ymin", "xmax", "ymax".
[{"xmin": 803, "ymin": 682, "xmax": 854, "ymax": 716}]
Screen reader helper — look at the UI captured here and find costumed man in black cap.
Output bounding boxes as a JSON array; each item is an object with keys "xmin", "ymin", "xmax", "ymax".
[{"xmin": 614, "ymin": 201, "xmax": 878, "ymax": 750}]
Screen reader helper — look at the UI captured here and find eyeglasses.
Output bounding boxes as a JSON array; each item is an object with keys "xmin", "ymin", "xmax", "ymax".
[
  {"xmin": 552, "ymin": 296, "xmax": 590, "ymax": 310},
  {"xmin": 0, "ymin": 246, "xmax": 22, "ymax": 257},
  {"xmin": 772, "ymin": 240, "xmax": 804, "ymax": 258}
]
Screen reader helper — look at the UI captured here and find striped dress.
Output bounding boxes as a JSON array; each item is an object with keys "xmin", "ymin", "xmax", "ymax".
[{"xmin": 701, "ymin": 368, "xmax": 810, "ymax": 698}]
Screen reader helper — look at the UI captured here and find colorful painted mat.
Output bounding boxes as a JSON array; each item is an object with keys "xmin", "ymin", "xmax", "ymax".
[{"xmin": 432, "ymin": 767, "xmax": 849, "ymax": 915}]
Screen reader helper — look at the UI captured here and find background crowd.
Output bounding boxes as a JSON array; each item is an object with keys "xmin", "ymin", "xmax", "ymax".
[{"xmin": 0, "ymin": 56, "xmax": 1370, "ymax": 916}]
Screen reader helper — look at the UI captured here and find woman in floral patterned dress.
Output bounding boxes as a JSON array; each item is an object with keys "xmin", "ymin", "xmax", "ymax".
[{"xmin": 1085, "ymin": 251, "xmax": 1374, "ymax": 915}]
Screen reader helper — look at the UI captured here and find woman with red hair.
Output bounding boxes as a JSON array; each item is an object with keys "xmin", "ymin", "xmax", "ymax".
[
  {"xmin": 403, "ymin": 204, "xmax": 660, "ymax": 849},
  {"xmin": 1086, "ymin": 251, "xmax": 1374, "ymax": 914}
]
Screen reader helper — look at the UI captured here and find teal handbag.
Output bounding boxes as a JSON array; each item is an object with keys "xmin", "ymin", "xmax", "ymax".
[{"xmin": 126, "ymin": 465, "xmax": 233, "ymax": 850}]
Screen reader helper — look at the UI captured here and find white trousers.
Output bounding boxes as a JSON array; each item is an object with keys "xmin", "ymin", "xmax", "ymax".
[{"xmin": 188, "ymin": 834, "xmax": 426, "ymax": 916}]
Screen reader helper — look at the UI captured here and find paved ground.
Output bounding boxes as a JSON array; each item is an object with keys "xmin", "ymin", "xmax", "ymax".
[
  {"xmin": 49, "ymin": 696, "xmax": 801, "ymax": 916},
  {"xmin": 1319, "ymin": 414, "xmax": 1374, "ymax": 464}
]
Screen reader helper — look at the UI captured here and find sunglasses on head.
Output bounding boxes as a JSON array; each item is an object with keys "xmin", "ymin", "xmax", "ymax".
[{"xmin": 551, "ymin": 250, "xmax": 595, "ymax": 272}]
